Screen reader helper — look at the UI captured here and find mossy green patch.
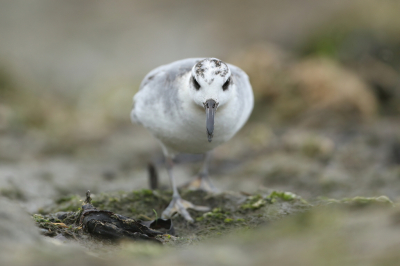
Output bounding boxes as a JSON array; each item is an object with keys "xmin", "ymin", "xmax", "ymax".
[
  {"xmin": 321, "ymin": 195, "xmax": 394, "ymax": 207},
  {"xmin": 34, "ymin": 188, "xmax": 396, "ymax": 254},
  {"xmin": 241, "ymin": 195, "xmax": 266, "ymax": 210},
  {"xmin": 50, "ymin": 194, "xmax": 83, "ymax": 212},
  {"xmin": 267, "ymin": 191, "xmax": 297, "ymax": 202},
  {"xmin": 35, "ymin": 189, "xmax": 312, "ymax": 247}
]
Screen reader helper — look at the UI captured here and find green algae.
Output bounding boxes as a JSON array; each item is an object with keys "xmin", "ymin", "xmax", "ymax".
[
  {"xmin": 36, "ymin": 188, "xmax": 396, "ymax": 251},
  {"xmin": 240, "ymin": 191, "xmax": 309, "ymax": 210},
  {"xmin": 321, "ymin": 195, "xmax": 395, "ymax": 207},
  {"xmin": 36, "ymin": 188, "xmax": 312, "ymax": 247},
  {"xmin": 30, "ymin": 188, "xmax": 399, "ymax": 266},
  {"xmin": 241, "ymin": 195, "xmax": 266, "ymax": 210},
  {"xmin": 44, "ymin": 194, "xmax": 83, "ymax": 213},
  {"xmin": 27, "ymin": 190, "xmax": 400, "ymax": 265}
]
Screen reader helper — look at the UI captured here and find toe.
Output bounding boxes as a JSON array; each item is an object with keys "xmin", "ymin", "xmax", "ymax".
[{"xmin": 161, "ymin": 196, "xmax": 210, "ymax": 222}]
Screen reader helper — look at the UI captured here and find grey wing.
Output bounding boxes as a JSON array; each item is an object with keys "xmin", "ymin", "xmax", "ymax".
[
  {"xmin": 131, "ymin": 58, "xmax": 203, "ymax": 124},
  {"xmin": 138, "ymin": 58, "xmax": 202, "ymax": 92},
  {"xmin": 228, "ymin": 64, "xmax": 254, "ymax": 127}
]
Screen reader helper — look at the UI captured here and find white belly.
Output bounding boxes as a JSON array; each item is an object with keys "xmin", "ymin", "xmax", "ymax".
[
  {"xmin": 133, "ymin": 94, "xmax": 240, "ymax": 155},
  {"xmin": 166, "ymin": 106, "xmax": 238, "ymax": 154}
]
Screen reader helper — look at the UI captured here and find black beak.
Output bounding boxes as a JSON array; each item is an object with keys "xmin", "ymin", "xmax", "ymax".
[{"xmin": 204, "ymin": 99, "xmax": 218, "ymax": 142}]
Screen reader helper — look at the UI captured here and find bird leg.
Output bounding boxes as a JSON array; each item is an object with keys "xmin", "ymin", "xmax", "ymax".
[
  {"xmin": 182, "ymin": 152, "xmax": 220, "ymax": 193},
  {"xmin": 161, "ymin": 157, "xmax": 209, "ymax": 222}
]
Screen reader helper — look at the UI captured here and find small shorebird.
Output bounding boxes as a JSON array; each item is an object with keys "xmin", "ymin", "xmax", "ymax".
[{"xmin": 131, "ymin": 58, "xmax": 254, "ymax": 221}]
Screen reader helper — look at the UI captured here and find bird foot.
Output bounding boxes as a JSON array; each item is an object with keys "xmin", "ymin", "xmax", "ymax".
[
  {"xmin": 161, "ymin": 195, "xmax": 210, "ymax": 222},
  {"xmin": 181, "ymin": 174, "xmax": 220, "ymax": 193}
]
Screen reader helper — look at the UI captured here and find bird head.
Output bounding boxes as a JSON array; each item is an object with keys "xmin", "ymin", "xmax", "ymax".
[{"xmin": 189, "ymin": 58, "xmax": 233, "ymax": 142}]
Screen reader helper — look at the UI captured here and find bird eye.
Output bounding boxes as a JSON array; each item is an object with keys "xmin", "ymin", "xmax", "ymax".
[
  {"xmin": 222, "ymin": 77, "xmax": 230, "ymax": 91},
  {"xmin": 192, "ymin": 76, "xmax": 201, "ymax": 90}
]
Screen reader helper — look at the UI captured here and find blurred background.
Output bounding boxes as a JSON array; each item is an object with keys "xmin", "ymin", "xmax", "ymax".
[{"xmin": 1, "ymin": 0, "xmax": 400, "ymax": 213}]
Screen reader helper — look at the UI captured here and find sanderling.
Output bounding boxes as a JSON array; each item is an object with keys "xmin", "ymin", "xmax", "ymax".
[{"xmin": 131, "ymin": 58, "xmax": 254, "ymax": 221}]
